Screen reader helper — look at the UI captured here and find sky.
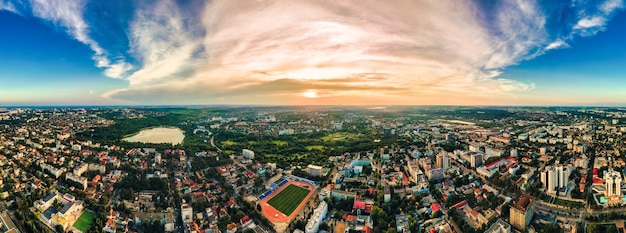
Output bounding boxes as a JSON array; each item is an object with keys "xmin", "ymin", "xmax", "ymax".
[{"xmin": 1, "ymin": 0, "xmax": 626, "ymax": 106}]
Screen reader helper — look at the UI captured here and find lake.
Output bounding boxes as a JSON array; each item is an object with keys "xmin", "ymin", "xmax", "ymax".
[{"xmin": 122, "ymin": 127, "xmax": 185, "ymax": 145}]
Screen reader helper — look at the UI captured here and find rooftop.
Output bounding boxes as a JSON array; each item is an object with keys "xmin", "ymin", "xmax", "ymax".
[{"xmin": 512, "ymin": 194, "xmax": 535, "ymax": 212}]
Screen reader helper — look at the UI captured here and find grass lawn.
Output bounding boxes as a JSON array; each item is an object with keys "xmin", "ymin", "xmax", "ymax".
[
  {"xmin": 272, "ymin": 140, "xmax": 288, "ymax": 146},
  {"xmin": 221, "ymin": 140, "xmax": 238, "ymax": 146},
  {"xmin": 306, "ymin": 145, "xmax": 324, "ymax": 150},
  {"xmin": 73, "ymin": 210, "xmax": 95, "ymax": 232},
  {"xmin": 554, "ymin": 198, "xmax": 584, "ymax": 209},
  {"xmin": 321, "ymin": 132, "xmax": 361, "ymax": 142},
  {"xmin": 267, "ymin": 184, "xmax": 311, "ymax": 216}
]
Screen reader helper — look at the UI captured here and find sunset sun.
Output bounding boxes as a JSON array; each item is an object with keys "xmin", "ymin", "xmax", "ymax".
[{"xmin": 302, "ymin": 90, "xmax": 319, "ymax": 98}]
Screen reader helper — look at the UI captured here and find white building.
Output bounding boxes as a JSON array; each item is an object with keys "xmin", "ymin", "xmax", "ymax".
[
  {"xmin": 485, "ymin": 219, "xmax": 511, "ymax": 233},
  {"xmin": 74, "ymin": 163, "xmax": 88, "ymax": 176},
  {"xmin": 242, "ymin": 149, "xmax": 255, "ymax": 159},
  {"xmin": 485, "ymin": 147, "xmax": 503, "ymax": 159},
  {"xmin": 540, "ymin": 165, "xmax": 570, "ymax": 194},
  {"xmin": 278, "ymin": 129, "xmax": 295, "ymax": 135},
  {"xmin": 40, "ymin": 163, "xmax": 65, "ymax": 179},
  {"xmin": 66, "ymin": 173, "xmax": 88, "ymax": 190},
  {"xmin": 469, "ymin": 144, "xmax": 482, "ymax": 153},
  {"xmin": 181, "ymin": 203, "xmax": 194, "ymax": 224},
  {"xmin": 305, "ymin": 201, "xmax": 328, "ymax": 233},
  {"xmin": 307, "ymin": 164, "xmax": 323, "ymax": 177},
  {"xmin": 605, "ymin": 168, "xmax": 623, "ymax": 197}
]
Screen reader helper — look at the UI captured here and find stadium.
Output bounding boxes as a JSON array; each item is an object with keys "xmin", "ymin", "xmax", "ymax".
[{"xmin": 258, "ymin": 176, "xmax": 316, "ymax": 223}]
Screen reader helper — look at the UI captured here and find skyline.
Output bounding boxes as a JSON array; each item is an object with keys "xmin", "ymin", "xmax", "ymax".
[{"xmin": 1, "ymin": 0, "xmax": 626, "ymax": 106}]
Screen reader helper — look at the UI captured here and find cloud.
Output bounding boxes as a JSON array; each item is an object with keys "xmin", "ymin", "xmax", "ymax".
[
  {"xmin": 545, "ymin": 39, "xmax": 569, "ymax": 50},
  {"xmin": 28, "ymin": 0, "xmax": 132, "ymax": 78},
  {"xmin": 144, "ymin": 0, "xmax": 542, "ymax": 103},
  {"xmin": 567, "ymin": 0, "xmax": 624, "ymax": 37},
  {"xmin": 574, "ymin": 16, "xmax": 606, "ymax": 29},
  {"xmin": 125, "ymin": 0, "xmax": 205, "ymax": 86},
  {"xmin": 11, "ymin": 0, "xmax": 622, "ymax": 105},
  {"xmin": 0, "ymin": 0, "xmax": 18, "ymax": 14}
]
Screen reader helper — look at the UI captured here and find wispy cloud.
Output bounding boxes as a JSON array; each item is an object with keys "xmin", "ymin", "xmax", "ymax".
[
  {"xmin": 124, "ymin": 0, "xmax": 204, "ymax": 86},
  {"xmin": 569, "ymin": 0, "xmax": 623, "ymax": 36},
  {"xmin": 0, "ymin": 0, "xmax": 18, "ymax": 14},
  {"xmin": 27, "ymin": 0, "xmax": 132, "ymax": 78}
]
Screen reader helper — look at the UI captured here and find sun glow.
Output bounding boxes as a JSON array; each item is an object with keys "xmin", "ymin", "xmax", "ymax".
[{"xmin": 302, "ymin": 90, "xmax": 319, "ymax": 98}]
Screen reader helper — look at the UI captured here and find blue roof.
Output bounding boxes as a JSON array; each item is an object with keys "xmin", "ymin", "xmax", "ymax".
[
  {"xmin": 43, "ymin": 193, "xmax": 57, "ymax": 203},
  {"xmin": 42, "ymin": 207, "xmax": 58, "ymax": 220}
]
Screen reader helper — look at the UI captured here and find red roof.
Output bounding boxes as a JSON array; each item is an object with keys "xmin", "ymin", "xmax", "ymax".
[
  {"xmin": 431, "ymin": 203, "xmax": 441, "ymax": 212},
  {"xmin": 353, "ymin": 201, "xmax": 366, "ymax": 210},
  {"xmin": 450, "ymin": 200, "xmax": 468, "ymax": 209},
  {"xmin": 240, "ymin": 215, "xmax": 251, "ymax": 224},
  {"xmin": 485, "ymin": 157, "xmax": 517, "ymax": 169},
  {"xmin": 593, "ymin": 177, "xmax": 604, "ymax": 185},
  {"xmin": 471, "ymin": 210, "xmax": 479, "ymax": 217},
  {"xmin": 402, "ymin": 172, "xmax": 409, "ymax": 185}
]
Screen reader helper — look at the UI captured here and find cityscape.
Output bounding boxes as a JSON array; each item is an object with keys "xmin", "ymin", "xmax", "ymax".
[
  {"xmin": 2, "ymin": 1, "xmax": 626, "ymax": 233},
  {"xmin": 0, "ymin": 107, "xmax": 624, "ymax": 233}
]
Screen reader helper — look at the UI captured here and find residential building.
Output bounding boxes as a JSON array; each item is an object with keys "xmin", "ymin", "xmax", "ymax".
[
  {"xmin": 305, "ymin": 201, "xmax": 328, "ymax": 233},
  {"xmin": 307, "ymin": 164, "xmax": 323, "ymax": 177},
  {"xmin": 471, "ymin": 153, "xmax": 483, "ymax": 168},
  {"xmin": 509, "ymin": 194, "xmax": 535, "ymax": 230},
  {"xmin": 182, "ymin": 203, "xmax": 193, "ymax": 224},
  {"xmin": 485, "ymin": 219, "xmax": 511, "ymax": 233},
  {"xmin": 242, "ymin": 149, "xmax": 255, "ymax": 159},
  {"xmin": 436, "ymin": 152, "xmax": 449, "ymax": 171}
]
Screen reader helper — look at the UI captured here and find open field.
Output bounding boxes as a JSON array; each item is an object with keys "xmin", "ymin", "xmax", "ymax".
[
  {"xmin": 272, "ymin": 140, "xmax": 288, "ymax": 146},
  {"xmin": 221, "ymin": 140, "xmax": 238, "ymax": 146},
  {"xmin": 306, "ymin": 145, "xmax": 324, "ymax": 150},
  {"xmin": 73, "ymin": 210, "xmax": 95, "ymax": 232},
  {"xmin": 321, "ymin": 132, "xmax": 362, "ymax": 141},
  {"xmin": 267, "ymin": 184, "xmax": 311, "ymax": 216}
]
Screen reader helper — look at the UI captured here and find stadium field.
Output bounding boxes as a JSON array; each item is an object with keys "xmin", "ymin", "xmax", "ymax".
[
  {"xmin": 73, "ymin": 210, "xmax": 95, "ymax": 232},
  {"xmin": 266, "ymin": 184, "xmax": 311, "ymax": 216}
]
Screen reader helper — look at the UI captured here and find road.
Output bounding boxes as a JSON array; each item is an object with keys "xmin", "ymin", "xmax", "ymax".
[{"xmin": 210, "ymin": 135, "xmax": 223, "ymax": 152}]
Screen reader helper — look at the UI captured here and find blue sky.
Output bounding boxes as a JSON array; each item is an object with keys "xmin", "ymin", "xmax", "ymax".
[{"xmin": 0, "ymin": 0, "xmax": 625, "ymax": 106}]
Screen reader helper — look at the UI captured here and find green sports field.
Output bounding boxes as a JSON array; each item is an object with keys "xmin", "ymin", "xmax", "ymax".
[
  {"xmin": 73, "ymin": 210, "xmax": 95, "ymax": 232},
  {"xmin": 267, "ymin": 184, "xmax": 311, "ymax": 216}
]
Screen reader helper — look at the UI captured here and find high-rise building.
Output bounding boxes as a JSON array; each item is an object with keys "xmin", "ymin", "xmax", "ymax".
[
  {"xmin": 605, "ymin": 168, "xmax": 622, "ymax": 197},
  {"xmin": 541, "ymin": 165, "xmax": 570, "ymax": 194},
  {"xmin": 436, "ymin": 152, "xmax": 449, "ymax": 171},
  {"xmin": 470, "ymin": 153, "xmax": 483, "ymax": 168},
  {"xmin": 242, "ymin": 149, "xmax": 255, "ymax": 159},
  {"xmin": 305, "ymin": 201, "xmax": 328, "ymax": 233},
  {"xmin": 510, "ymin": 194, "xmax": 535, "ymax": 230},
  {"xmin": 555, "ymin": 165, "xmax": 569, "ymax": 188}
]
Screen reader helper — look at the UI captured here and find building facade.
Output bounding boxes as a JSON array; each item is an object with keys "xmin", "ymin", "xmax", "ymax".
[{"xmin": 509, "ymin": 194, "xmax": 535, "ymax": 230}]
